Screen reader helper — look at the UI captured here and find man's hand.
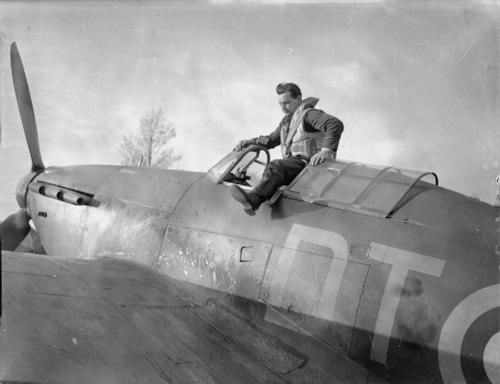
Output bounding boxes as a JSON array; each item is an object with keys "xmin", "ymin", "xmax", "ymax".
[
  {"xmin": 235, "ymin": 139, "xmax": 254, "ymax": 151},
  {"xmin": 309, "ymin": 148, "xmax": 335, "ymax": 166}
]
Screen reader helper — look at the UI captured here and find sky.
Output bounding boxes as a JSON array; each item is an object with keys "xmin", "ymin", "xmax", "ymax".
[{"xmin": 0, "ymin": 0, "xmax": 499, "ymax": 219}]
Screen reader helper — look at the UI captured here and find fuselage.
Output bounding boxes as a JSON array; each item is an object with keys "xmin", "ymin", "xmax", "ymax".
[{"xmin": 26, "ymin": 163, "xmax": 499, "ymax": 383}]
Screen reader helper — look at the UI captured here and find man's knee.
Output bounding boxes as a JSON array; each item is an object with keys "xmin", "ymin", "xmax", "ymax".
[
  {"xmin": 265, "ymin": 160, "xmax": 287, "ymax": 179},
  {"xmin": 268, "ymin": 159, "xmax": 285, "ymax": 169},
  {"xmin": 264, "ymin": 158, "xmax": 303, "ymax": 185}
]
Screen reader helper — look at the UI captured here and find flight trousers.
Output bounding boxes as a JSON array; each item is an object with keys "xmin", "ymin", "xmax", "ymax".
[{"xmin": 253, "ymin": 157, "xmax": 307, "ymax": 201}]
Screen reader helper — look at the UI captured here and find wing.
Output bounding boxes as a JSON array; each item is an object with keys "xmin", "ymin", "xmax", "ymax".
[{"xmin": 1, "ymin": 251, "xmax": 381, "ymax": 384}]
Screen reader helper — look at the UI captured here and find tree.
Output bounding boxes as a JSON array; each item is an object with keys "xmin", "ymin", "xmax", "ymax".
[{"xmin": 120, "ymin": 108, "xmax": 181, "ymax": 168}]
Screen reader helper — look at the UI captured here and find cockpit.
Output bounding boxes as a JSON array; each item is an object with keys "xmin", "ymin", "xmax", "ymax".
[
  {"xmin": 208, "ymin": 145, "xmax": 271, "ymax": 188},
  {"xmin": 208, "ymin": 145, "xmax": 439, "ymax": 218}
]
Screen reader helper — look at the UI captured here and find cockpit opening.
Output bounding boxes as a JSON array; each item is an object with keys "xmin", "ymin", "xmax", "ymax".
[
  {"xmin": 208, "ymin": 144, "xmax": 438, "ymax": 218},
  {"xmin": 208, "ymin": 145, "xmax": 270, "ymax": 188}
]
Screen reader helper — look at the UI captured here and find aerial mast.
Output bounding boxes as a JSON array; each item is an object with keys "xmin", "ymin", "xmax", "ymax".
[
  {"xmin": 496, "ymin": 175, "xmax": 500, "ymax": 207},
  {"xmin": 496, "ymin": 175, "xmax": 500, "ymax": 262}
]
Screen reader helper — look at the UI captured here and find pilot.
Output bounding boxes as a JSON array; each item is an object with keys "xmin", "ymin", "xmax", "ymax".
[{"xmin": 231, "ymin": 82, "xmax": 344, "ymax": 215}]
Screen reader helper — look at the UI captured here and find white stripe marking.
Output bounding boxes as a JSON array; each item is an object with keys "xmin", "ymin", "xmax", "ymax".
[{"xmin": 368, "ymin": 243, "xmax": 445, "ymax": 364}]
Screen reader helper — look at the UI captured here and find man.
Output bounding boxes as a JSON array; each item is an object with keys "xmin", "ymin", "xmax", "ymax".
[{"xmin": 231, "ymin": 82, "xmax": 344, "ymax": 215}]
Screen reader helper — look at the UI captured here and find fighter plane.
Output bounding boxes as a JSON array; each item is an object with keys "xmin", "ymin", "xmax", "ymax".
[{"xmin": 1, "ymin": 42, "xmax": 498, "ymax": 384}]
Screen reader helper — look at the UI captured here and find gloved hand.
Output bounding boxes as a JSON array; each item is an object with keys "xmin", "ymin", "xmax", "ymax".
[
  {"xmin": 234, "ymin": 139, "xmax": 255, "ymax": 151},
  {"xmin": 310, "ymin": 148, "xmax": 335, "ymax": 166}
]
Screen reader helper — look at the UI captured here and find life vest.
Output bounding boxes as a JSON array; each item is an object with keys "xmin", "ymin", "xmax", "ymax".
[{"xmin": 280, "ymin": 97, "xmax": 325, "ymax": 159}]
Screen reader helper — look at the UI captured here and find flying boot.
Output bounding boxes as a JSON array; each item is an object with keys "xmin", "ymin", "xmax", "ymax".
[
  {"xmin": 231, "ymin": 177, "xmax": 280, "ymax": 216},
  {"xmin": 230, "ymin": 185, "xmax": 263, "ymax": 216}
]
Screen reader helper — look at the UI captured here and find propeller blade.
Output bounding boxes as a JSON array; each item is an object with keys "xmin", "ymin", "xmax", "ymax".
[
  {"xmin": 0, "ymin": 210, "xmax": 30, "ymax": 251},
  {"xmin": 10, "ymin": 42, "xmax": 45, "ymax": 172}
]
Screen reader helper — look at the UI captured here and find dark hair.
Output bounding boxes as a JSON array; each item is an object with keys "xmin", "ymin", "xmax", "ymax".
[{"xmin": 276, "ymin": 82, "xmax": 302, "ymax": 99}]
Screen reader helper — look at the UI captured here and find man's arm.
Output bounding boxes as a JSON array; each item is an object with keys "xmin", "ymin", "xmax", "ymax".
[
  {"xmin": 304, "ymin": 109, "xmax": 344, "ymax": 165},
  {"xmin": 235, "ymin": 124, "xmax": 282, "ymax": 151},
  {"xmin": 304, "ymin": 109, "xmax": 344, "ymax": 151},
  {"xmin": 254, "ymin": 125, "xmax": 281, "ymax": 149}
]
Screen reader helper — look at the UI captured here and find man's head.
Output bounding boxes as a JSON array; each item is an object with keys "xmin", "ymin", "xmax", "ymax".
[{"xmin": 276, "ymin": 82, "xmax": 302, "ymax": 115}]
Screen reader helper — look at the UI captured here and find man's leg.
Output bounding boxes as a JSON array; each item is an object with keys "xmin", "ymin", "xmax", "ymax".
[
  {"xmin": 231, "ymin": 157, "xmax": 306, "ymax": 215},
  {"xmin": 254, "ymin": 158, "xmax": 307, "ymax": 200}
]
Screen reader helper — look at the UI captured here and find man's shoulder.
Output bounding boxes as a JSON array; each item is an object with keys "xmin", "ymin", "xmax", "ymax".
[
  {"xmin": 304, "ymin": 108, "xmax": 328, "ymax": 120},
  {"xmin": 303, "ymin": 108, "xmax": 343, "ymax": 129}
]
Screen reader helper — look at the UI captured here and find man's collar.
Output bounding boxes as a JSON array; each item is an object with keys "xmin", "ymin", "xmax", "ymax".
[
  {"xmin": 283, "ymin": 97, "xmax": 319, "ymax": 120},
  {"xmin": 299, "ymin": 97, "xmax": 319, "ymax": 109}
]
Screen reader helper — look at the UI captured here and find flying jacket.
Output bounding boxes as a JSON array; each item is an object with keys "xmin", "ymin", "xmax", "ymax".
[{"xmin": 253, "ymin": 97, "xmax": 344, "ymax": 160}]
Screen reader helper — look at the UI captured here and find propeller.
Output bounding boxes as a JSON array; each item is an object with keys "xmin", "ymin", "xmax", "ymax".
[
  {"xmin": 0, "ymin": 43, "xmax": 45, "ymax": 250},
  {"xmin": 10, "ymin": 42, "xmax": 45, "ymax": 172},
  {"xmin": 0, "ymin": 210, "xmax": 30, "ymax": 251}
]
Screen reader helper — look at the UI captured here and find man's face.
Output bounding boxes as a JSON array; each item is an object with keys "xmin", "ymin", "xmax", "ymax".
[{"xmin": 278, "ymin": 91, "xmax": 301, "ymax": 115}]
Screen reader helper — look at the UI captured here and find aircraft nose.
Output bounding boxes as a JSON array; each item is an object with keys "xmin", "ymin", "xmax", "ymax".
[{"xmin": 15, "ymin": 171, "xmax": 37, "ymax": 209}]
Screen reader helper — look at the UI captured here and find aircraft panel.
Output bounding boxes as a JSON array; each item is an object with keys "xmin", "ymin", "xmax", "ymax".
[
  {"xmin": 260, "ymin": 231, "xmax": 369, "ymax": 356},
  {"xmin": 168, "ymin": 177, "xmax": 294, "ymax": 243},
  {"xmin": 391, "ymin": 185, "xmax": 498, "ymax": 236},
  {"xmin": 91, "ymin": 167, "xmax": 204, "ymax": 212},
  {"xmin": 81, "ymin": 197, "xmax": 169, "ymax": 265},
  {"xmin": 187, "ymin": 299, "xmax": 376, "ymax": 384},
  {"xmin": 27, "ymin": 191, "xmax": 88, "ymax": 256},
  {"xmin": 188, "ymin": 299, "xmax": 307, "ymax": 375},
  {"xmin": 79, "ymin": 168, "xmax": 203, "ymax": 263},
  {"xmin": 35, "ymin": 165, "xmax": 117, "ymax": 195},
  {"xmin": 158, "ymin": 225, "xmax": 272, "ymax": 302}
]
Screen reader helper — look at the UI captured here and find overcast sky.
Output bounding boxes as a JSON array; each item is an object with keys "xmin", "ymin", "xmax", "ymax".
[{"xmin": 0, "ymin": 1, "xmax": 499, "ymax": 218}]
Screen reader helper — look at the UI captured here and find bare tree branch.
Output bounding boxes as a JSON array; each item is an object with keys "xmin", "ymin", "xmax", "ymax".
[{"xmin": 119, "ymin": 108, "xmax": 181, "ymax": 169}]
